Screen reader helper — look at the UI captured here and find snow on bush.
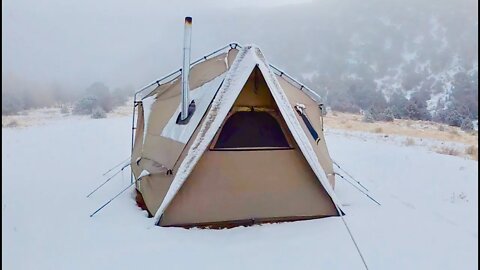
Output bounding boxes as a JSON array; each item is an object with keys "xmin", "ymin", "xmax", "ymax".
[
  {"xmin": 91, "ymin": 107, "xmax": 107, "ymax": 119},
  {"xmin": 460, "ymin": 118, "xmax": 474, "ymax": 132},
  {"xmin": 73, "ymin": 96, "xmax": 98, "ymax": 115}
]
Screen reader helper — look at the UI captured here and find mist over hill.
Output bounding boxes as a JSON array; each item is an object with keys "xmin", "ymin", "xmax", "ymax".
[
  {"xmin": 203, "ymin": 0, "xmax": 478, "ymax": 120},
  {"xmin": 2, "ymin": 0, "xmax": 478, "ymax": 123}
]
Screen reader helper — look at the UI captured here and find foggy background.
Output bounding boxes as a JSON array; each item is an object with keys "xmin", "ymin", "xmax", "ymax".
[{"xmin": 2, "ymin": 0, "xmax": 478, "ymax": 126}]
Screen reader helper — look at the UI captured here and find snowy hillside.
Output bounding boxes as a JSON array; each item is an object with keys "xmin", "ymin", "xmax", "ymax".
[
  {"xmin": 2, "ymin": 115, "xmax": 478, "ymax": 269},
  {"xmin": 231, "ymin": 0, "xmax": 479, "ymax": 115}
]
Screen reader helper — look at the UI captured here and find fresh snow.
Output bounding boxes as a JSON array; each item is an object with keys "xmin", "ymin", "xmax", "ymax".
[
  {"xmin": 2, "ymin": 114, "xmax": 478, "ymax": 269},
  {"xmin": 138, "ymin": 169, "xmax": 150, "ymax": 179},
  {"xmin": 159, "ymin": 73, "xmax": 226, "ymax": 144},
  {"xmin": 141, "ymin": 95, "xmax": 156, "ymax": 142}
]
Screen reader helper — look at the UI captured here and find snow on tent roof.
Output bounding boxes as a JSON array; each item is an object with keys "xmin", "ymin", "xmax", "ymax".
[{"xmin": 160, "ymin": 73, "xmax": 225, "ymax": 144}]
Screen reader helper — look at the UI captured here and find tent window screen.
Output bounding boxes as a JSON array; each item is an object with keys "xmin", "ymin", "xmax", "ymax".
[{"xmin": 213, "ymin": 111, "xmax": 290, "ymax": 150}]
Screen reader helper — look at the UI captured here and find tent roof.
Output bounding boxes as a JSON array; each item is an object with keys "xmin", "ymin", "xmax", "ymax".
[{"xmin": 153, "ymin": 45, "xmax": 343, "ymax": 224}]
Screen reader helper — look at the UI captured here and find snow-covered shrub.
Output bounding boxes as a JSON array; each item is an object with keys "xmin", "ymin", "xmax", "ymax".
[
  {"xmin": 362, "ymin": 110, "xmax": 375, "ymax": 123},
  {"xmin": 377, "ymin": 108, "xmax": 395, "ymax": 122},
  {"xmin": 363, "ymin": 106, "xmax": 396, "ymax": 123},
  {"xmin": 74, "ymin": 82, "xmax": 132, "ymax": 115},
  {"xmin": 5, "ymin": 120, "xmax": 19, "ymax": 128},
  {"xmin": 451, "ymin": 71, "xmax": 478, "ymax": 120},
  {"xmin": 73, "ymin": 96, "xmax": 98, "ymax": 115},
  {"xmin": 60, "ymin": 105, "xmax": 70, "ymax": 114},
  {"xmin": 465, "ymin": 145, "xmax": 478, "ymax": 160},
  {"xmin": 442, "ymin": 109, "xmax": 463, "ymax": 127},
  {"xmin": 460, "ymin": 118, "xmax": 474, "ymax": 131},
  {"xmin": 405, "ymin": 101, "xmax": 431, "ymax": 121},
  {"xmin": 383, "ymin": 108, "xmax": 395, "ymax": 122},
  {"xmin": 91, "ymin": 107, "xmax": 107, "ymax": 119},
  {"xmin": 2, "ymin": 93, "xmax": 24, "ymax": 115},
  {"xmin": 362, "ymin": 106, "xmax": 395, "ymax": 122},
  {"xmin": 85, "ymin": 82, "xmax": 114, "ymax": 112},
  {"xmin": 388, "ymin": 91, "xmax": 409, "ymax": 119},
  {"xmin": 436, "ymin": 146, "xmax": 460, "ymax": 156}
]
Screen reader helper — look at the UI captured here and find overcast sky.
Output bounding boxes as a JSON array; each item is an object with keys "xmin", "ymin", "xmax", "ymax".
[
  {"xmin": 2, "ymin": 0, "xmax": 312, "ymax": 91},
  {"xmin": 2, "ymin": 0, "xmax": 477, "ymax": 93}
]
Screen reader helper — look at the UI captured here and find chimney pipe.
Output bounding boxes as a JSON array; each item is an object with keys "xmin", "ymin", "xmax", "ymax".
[{"xmin": 181, "ymin": 16, "xmax": 192, "ymax": 121}]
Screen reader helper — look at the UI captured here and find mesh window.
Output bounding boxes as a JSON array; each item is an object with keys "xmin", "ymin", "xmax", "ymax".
[{"xmin": 214, "ymin": 111, "xmax": 290, "ymax": 149}]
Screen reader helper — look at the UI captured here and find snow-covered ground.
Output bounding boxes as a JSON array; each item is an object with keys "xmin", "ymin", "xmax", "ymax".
[{"xmin": 2, "ymin": 115, "xmax": 478, "ymax": 269}]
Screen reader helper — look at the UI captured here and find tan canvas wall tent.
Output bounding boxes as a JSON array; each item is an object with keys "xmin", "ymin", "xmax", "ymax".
[
  {"xmin": 129, "ymin": 19, "xmax": 346, "ymax": 228},
  {"xmin": 80, "ymin": 16, "xmax": 380, "ymax": 269},
  {"xmin": 87, "ymin": 16, "xmax": 374, "ymax": 269}
]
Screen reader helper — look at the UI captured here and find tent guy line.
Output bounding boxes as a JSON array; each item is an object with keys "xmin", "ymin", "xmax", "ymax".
[
  {"xmin": 89, "ymin": 178, "xmax": 140, "ymax": 217},
  {"xmin": 102, "ymin": 156, "xmax": 131, "ymax": 176},
  {"xmin": 332, "ymin": 160, "xmax": 370, "ymax": 191},
  {"xmin": 86, "ymin": 163, "xmax": 131, "ymax": 198},
  {"xmin": 333, "ymin": 172, "xmax": 382, "ymax": 206}
]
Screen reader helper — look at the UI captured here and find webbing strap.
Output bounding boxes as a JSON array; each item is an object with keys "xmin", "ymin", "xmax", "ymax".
[{"xmin": 294, "ymin": 105, "xmax": 320, "ymax": 144}]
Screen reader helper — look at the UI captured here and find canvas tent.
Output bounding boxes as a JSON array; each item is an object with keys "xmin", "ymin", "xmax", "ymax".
[{"xmin": 130, "ymin": 44, "xmax": 343, "ymax": 228}]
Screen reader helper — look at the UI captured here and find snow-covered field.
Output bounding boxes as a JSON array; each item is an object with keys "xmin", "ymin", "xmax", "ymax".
[{"xmin": 2, "ymin": 114, "xmax": 478, "ymax": 269}]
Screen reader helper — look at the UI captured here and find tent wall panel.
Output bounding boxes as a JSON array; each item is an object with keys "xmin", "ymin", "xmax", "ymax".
[
  {"xmin": 160, "ymin": 149, "xmax": 338, "ymax": 226},
  {"xmin": 139, "ymin": 174, "xmax": 175, "ymax": 216}
]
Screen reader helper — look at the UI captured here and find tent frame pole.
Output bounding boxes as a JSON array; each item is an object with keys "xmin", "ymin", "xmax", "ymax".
[
  {"xmin": 130, "ymin": 94, "xmax": 136, "ymax": 184},
  {"xmin": 271, "ymin": 64, "xmax": 323, "ymax": 104}
]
